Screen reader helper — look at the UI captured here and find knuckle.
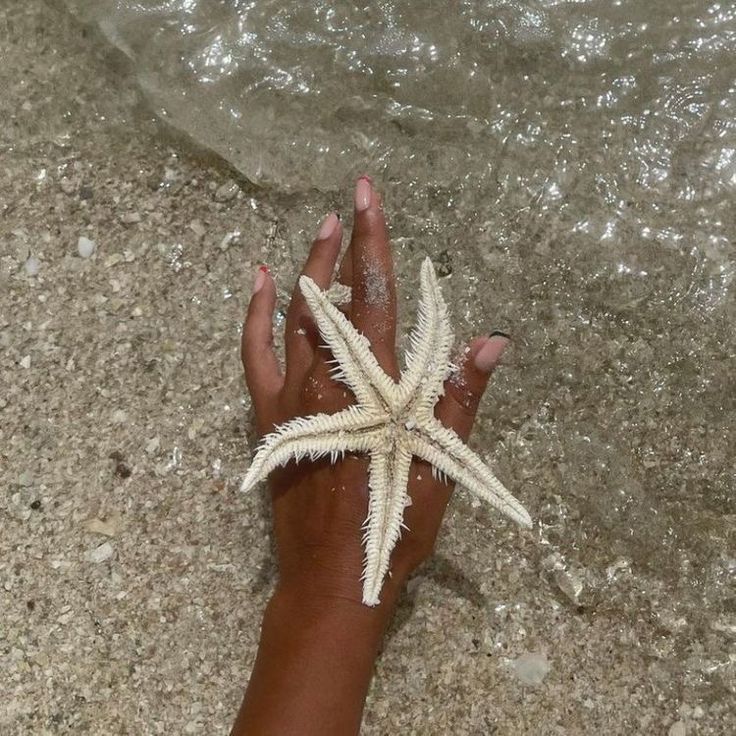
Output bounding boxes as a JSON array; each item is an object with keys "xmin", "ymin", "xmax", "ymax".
[
  {"xmin": 446, "ymin": 383, "xmax": 481, "ymax": 419},
  {"xmin": 240, "ymin": 337, "xmax": 263, "ymax": 377}
]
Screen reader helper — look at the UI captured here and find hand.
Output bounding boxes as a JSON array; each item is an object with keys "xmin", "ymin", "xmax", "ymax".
[
  {"xmin": 241, "ymin": 176, "xmax": 510, "ymax": 610},
  {"xmin": 233, "ymin": 176, "xmax": 510, "ymax": 735}
]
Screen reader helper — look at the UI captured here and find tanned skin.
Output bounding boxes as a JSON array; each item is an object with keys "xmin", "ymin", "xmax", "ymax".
[{"xmin": 232, "ymin": 177, "xmax": 510, "ymax": 736}]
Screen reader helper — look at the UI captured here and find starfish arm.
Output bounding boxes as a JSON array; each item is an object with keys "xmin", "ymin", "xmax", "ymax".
[
  {"xmin": 408, "ymin": 419, "xmax": 533, "ymax": 529},
  {"xmin": 299, "ymin": 275, "xmax": 398, "ymax": 408},
  {"xmin": 361, "ymin": 443, "xmax": 413, "ymax": 606},
  {"xmin": 398, "ymin": 258, "xmax": 454, "ymax": 415},
  {"xmin": 240, "ymin": 406, "xmax": 383, "ymax": 493}
]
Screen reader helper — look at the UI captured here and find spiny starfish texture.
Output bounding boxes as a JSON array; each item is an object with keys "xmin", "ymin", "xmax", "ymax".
[{"xmin": 241, "ymin": 258, "xmax": 532, "ymax": 606}]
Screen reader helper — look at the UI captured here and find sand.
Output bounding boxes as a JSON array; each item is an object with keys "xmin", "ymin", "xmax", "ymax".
[{"xmin": 2, "ymin": 2, "xmax": 733, "ymax": 734}]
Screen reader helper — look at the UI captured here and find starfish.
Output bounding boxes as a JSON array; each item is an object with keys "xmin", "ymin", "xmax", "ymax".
[{"xmin": 241, "ymin": 258, "xmax": 532, "ymax": 606}]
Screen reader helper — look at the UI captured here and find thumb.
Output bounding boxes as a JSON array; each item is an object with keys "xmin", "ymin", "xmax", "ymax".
[{"xmin": 435, "ymin": 332, "xmax": 510, "ymax": 441}]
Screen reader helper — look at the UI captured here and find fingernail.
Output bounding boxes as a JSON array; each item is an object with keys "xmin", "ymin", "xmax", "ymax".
[
  {"xmin": 317, "ymin": 212, "xmax": 339, "ymax": 240},
  {"xmin": 355, "ymin": 176, "xmax": 372, "ymax": 212},
  {"xmin": 474, "ymin": 334, "xmax": 510, "ymax": 372},
  {"xmin": 253, "ymin": 265, "xmax": 268, "ymax": 293}
]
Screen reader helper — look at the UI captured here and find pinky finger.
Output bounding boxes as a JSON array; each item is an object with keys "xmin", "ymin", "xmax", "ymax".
[{"xmin": 241, "ymin": 266, "xmax": 283, "ymax": 428}]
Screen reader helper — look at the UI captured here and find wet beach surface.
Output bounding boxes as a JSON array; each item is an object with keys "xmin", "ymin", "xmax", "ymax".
[{"xmin": 1, "ymin": 2, "xmax": 734, "ymax": 734}]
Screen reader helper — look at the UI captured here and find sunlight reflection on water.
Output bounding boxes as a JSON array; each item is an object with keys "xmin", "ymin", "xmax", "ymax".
[
  {"xmin": 57, "ymin": 0, "xmax": 736, "ymax": 707},
  {"xmin": 64, "ymin": 0, "xmax": 736, "ymax": 312}
]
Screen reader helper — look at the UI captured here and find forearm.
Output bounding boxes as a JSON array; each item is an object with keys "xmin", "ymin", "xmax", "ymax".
[{"xmin": 231, "ymin": 583, "xmax": 400, "ymax": 736}]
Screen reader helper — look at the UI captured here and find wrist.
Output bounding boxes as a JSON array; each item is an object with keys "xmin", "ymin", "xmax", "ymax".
[
  {"xmin": 268, "ymin": 575, "xmax": 403, "ymax": 646},
  {"xmin": 275, "ymin": 547, "xmax": 410, "ymax": 623},
  {"xmin": 233, "ymin": 578, "xmax": 403, "ymax": 735}
]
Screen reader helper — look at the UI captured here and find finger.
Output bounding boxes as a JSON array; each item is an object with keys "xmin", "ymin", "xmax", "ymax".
[
  {"xmin": 241, "ymin": 266, "xmax": 283, "ymax": 426},
  {"xmin": 333, "ymin": 240, "xmax": 353, "ymax": 317},
  {"xmin": 337, "ymin": 239, "xmax": 353, "ymax": 288},
  {"xmin": 284, "ymin": 213, "xmax": 343, "ymax": 385},
  {"xmin": 348, "ymin": 176, "xmax": 397, "ymax": 374},
  {"xmin": 335, "ymin": 189, "xmax": 387, "ymax": 302},
  {"xmin": 435, "ymin": 332, "xmax": 510, "ymax": 441},
  {"xmin": 404, "ymin": 333, "xmax": 510, "ymax": 526}
]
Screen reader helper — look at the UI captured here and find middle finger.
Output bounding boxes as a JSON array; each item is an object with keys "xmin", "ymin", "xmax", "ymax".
[{"xmin": 347, "ymin": 176, "xmax": 398, "ymax": 377}]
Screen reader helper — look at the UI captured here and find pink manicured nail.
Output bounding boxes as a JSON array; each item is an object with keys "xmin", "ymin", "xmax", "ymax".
[
  {"xmin": 253, "ymin": 265, "xmax": 268, "ymax": 293},
  {"xmin": 317, "ymin": 212, "xmax": 339, "ymax": 240},
  {"xmin": 474, "ymin": 334, "xmax": 510, "ymax": 372},
  {"xmin": 355, "ymin": 177, "xmax": 372, "ymax": 212}
]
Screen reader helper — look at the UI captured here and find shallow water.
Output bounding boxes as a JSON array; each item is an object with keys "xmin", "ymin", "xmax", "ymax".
[
  {"xmin": 4, "ymin": 1, "xmax": 735, "ymax": 732},
  {"xmin": 68, "ymin": 0, "xmax": 736, "ymax": 696},
  {"xmin": 66, "ymin": 1, "xmax": 736, "ymax": 290},
  {"xmin": 62, "ymin": 2, "xmax": 735, "ymax": 549}
]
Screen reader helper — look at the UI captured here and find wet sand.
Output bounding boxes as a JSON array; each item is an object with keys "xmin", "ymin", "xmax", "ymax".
[{"xmin": 2, "ymin": 3, "xmax": 733, "ymax": 734}]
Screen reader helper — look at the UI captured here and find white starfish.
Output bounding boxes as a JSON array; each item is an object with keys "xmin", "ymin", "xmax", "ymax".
[{"xmin": 241, "ymin": 258, "xmax": 532, "ymax": 606}]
